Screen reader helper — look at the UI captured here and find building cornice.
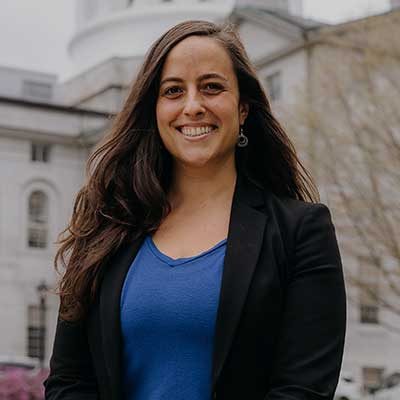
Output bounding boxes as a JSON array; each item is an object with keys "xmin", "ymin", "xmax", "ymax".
[
  {"xmin": 314, "ymin": 7, "xmax": 400, "ymax": 38},
  {"xmin": 233, "ymin": 7, "xmax": 305, "ymax": 40},
  {"xmin": 254, "ymin": 8, "xmax": 400, "ymax": 68},
  {"xmin": 0, "ymin": 125, "xmax": 86, "ymax": 146},
  {"xmin": 0, "ymin": 97, "xmax": 111, "ymax": 145},
  {"xmin": 0, "ymin": 96, "xmax": 110, "ymax": 118},
  {"xmin": 74, "ymin": 84, "xmax": 125, "ymax": 107},
  {"xmin": 253, "ymin": 39, "xmax": 308, "ymax": 68}
]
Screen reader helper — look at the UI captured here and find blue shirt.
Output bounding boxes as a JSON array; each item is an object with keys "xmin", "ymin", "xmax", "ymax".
[{"xmin": 120, "ymin": 235, "xmax": 226, "ymax": 400}]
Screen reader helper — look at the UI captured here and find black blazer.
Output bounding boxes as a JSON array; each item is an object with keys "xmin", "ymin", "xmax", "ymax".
[{"xmin": 45, "ymin": 176, "xmax": 346, "ymax": 400}]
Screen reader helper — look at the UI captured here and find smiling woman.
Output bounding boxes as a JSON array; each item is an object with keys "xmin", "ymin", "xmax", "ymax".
[
  {"xmin": 45, "ymin": 20, "xmax": 346, "ymax": 400},
  {"xmin": 156, "ymin": 36, "xmax": 248, "ymax": 172}
]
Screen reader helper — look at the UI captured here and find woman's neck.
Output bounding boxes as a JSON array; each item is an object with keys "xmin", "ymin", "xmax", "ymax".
[{"xmin": 168, "ymin": 160, "xmax": 237, "ymax": 211}]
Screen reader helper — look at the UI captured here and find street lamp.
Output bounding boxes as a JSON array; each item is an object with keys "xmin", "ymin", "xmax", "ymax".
[{"xmin": 36, "ymin": 280, "xmax": 48, "ymax": 369}]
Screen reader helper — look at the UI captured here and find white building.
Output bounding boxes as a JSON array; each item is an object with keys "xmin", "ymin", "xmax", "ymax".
[{"xmin": 0, "ymin": 0, "xmax": 399, "ymax": 393}]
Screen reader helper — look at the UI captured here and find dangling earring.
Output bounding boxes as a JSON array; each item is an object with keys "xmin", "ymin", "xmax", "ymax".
[{"xmin": 237, "ymin": 126, "xmax": 248, "ymax": 147}]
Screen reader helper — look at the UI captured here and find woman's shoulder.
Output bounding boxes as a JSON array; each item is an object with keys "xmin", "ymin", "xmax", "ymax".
[
  {"xmin": 263, "ymin": 188, "xmax": 331, "ymax": 225},
  {"xmin": 239, "ymin": 176, "xmax": 333, "ymax": 233},
  {"xmin": 258, "ymin": 188, "xmax": 336, "ymax": 261},
  {"xmin": 260, "ymin": 189, "xmax": 340, "ymax": 277}
]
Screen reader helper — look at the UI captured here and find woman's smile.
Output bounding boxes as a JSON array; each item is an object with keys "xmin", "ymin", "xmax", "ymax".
[{"xmin": 176, "ymin": 124, "xmax": 218, "ymax": 140}]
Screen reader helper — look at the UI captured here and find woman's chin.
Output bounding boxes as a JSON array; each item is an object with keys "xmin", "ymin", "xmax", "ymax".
[
  {"xmin": 173, "ymin": 151, "xmax": 218, "ymax": 170},
  {"xmin": 181, "ymin": 157, "xmax": 214, "ymax": 169},
  {"xmin": 168, "ymin": 143, "xmax": 236, "ymax": 171}
]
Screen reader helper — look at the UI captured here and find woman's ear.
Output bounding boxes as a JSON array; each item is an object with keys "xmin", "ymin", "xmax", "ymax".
[{"xmin": 239, "ymin": 102, "xmax": 249, "ymax": 125}]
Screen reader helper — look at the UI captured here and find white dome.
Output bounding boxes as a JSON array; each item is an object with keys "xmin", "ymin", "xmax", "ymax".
[
  {"xmin": 235, "ymin": 0, "xmax": 302, "ymax": 14},
  {"xmin": 69, "ymin": 0, "xmax": 235, "ymax": 75}
]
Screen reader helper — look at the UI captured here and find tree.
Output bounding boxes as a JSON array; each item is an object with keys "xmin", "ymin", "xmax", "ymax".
[
  {"xmin": 287, "ymin": 11, "xmax": 400, "ymax": 330},
  {"xmin": 0, "ymin": 368, "xmax": 48, "ymax": 400}
]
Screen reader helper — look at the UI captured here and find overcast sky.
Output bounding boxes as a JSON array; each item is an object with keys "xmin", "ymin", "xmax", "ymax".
[{"xmin": 0, "ymin": 0, "xmax": 391, "ymax": 79}]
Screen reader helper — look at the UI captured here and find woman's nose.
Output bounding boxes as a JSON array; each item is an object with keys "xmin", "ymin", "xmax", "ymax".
[{"xmin": 183, "ymin": 91, "xmax": 206, "ymax": 117}]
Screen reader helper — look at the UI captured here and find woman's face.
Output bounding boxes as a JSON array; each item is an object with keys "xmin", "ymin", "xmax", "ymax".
[{"xmin": 156, "ymin": 35, "xmax": 248, "ymax": 169}]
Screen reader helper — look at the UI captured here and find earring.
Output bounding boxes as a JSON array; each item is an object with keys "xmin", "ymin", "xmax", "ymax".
[{"xmin": 237, "ymin": 126, "xmax": 248, "ymax": 147}]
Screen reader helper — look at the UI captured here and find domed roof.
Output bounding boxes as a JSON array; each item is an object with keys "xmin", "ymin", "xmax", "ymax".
[{"xmin": 69, "ymin": 0, "xmax": 235, "ymax": 75}]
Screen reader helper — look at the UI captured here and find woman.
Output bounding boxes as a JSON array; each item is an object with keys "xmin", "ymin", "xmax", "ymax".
[{"xmin": 45, "ymin": 20, "xmax": 346, "ymax": 400}]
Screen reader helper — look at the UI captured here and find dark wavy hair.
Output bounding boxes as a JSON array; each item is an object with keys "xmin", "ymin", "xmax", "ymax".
[{"xmin": 55, "ymin": 20, "xmax": 319, "ymax": 321}]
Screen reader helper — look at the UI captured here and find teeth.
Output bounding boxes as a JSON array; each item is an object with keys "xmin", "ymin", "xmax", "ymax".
[{"xmin": 180, "ymin": 126, "xmax": 215, "ymax": 137}]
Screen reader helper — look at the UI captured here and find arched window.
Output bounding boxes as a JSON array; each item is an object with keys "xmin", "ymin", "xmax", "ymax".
[{"xmin": 28, "ymin": 191, "xmax": 48, "ymax": 249}]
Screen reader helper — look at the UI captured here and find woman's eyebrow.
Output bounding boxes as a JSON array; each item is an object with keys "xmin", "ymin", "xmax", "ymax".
[
  {"xmin": 160, "ymin": 73, "xmax": 228, "ymax": 86},
  {"xmin": 198, "ymin": 73, "xmax": 228, "ymax": 82},
  {"xmin": 160, "ymin": 77, "xmax": 183, "ymax": 86}
]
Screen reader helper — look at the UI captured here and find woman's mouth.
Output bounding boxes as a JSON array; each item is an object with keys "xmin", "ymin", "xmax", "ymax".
[{"xmin": 176, "ymin": 125, "xmax": 218, "ymax": 138}]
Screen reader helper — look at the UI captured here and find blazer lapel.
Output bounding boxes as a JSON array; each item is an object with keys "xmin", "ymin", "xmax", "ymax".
[
  {"xmin": 211, "ymin": 177, "xmax": 268, "ymax": 389},
  {"xmin": 99, "ymin": 236, "xmax": 144, "ymax": 400}
]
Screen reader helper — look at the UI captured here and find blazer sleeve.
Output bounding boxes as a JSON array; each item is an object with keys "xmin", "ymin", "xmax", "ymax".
[
  {"xmin": 44, "ymin": 315, "xmax": 99, "ymax": 399},
  {"xmin": 265, "ymin": 203, "xmax": 346, "ymax": 400}
]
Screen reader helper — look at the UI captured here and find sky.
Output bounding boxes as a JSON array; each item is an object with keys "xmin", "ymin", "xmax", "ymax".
[{"xmin": 0, "ymin": 0, "xmax": 391, "ymax": 79}]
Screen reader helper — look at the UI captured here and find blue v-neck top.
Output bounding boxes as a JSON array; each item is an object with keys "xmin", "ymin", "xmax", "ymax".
[{"xmin": 120, "ymin": 235, "xmax": 226, "ymax": 400}]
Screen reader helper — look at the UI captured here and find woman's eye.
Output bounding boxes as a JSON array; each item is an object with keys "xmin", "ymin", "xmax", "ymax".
[
  {"xmin": 203, "ymin": 83, "xmax": 224, "ymax": 93},
  {"xmin": 163, "ymin": 86, "xmax": 182, "ymax": 97}
]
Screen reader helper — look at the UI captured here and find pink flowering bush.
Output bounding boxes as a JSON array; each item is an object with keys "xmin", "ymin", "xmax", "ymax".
[{"xmin": 0, "ymin": 368, "xmax": 48, "ymax": 400}]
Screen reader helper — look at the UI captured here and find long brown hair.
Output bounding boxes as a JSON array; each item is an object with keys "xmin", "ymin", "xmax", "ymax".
[{"xmin": 55, "ymin": 20, "xmax": 318, "ymax": 321}]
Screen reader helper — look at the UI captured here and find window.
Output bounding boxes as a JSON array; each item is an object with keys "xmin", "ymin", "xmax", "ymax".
[
  {"xmin": 360, "ymin": 304, "xmax": 379, "ymax": 324},
  {"xmin": 31, "ymin": 143, "xmax": 51, "ymax": 163},
  {"xmin": 265, "ymin": 71, "xmax": 282, "ymax": 101},
  {"xmin": 27, "ymin": 305, "xmax": 45, "ymax": 360},
  {"xmin": 28, "ymin": 191, "xmax": 48, "ymax": 249},
  {"xmin": 362, "ymin": 367, "xmax": 384, "ymax": 394},
  {"xmin": 358, "ymin": 260, "xmax": 380, "ymax": 324},
  {"xmin": 22, "ymin": 81, "xmax": 53, "ymax": 101}
]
